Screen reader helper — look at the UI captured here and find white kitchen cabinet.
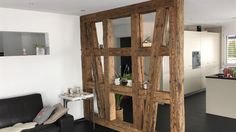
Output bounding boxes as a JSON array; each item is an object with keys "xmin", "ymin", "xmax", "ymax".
[{"xmin": 163, "ymin": 31, "xmax": 220, "ymax": 94}]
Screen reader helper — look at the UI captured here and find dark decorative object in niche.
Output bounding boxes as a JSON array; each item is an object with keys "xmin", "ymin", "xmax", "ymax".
[
  {"xmin": 192, "ymin": 51, "xmax": 201, "ymax": 69},
  {"xmin": 0, "ymin": 52, "xmax": 4, "ymax": 56},
  {"xmin": 197, "ymin": 25, "xmax": 202, "ymax": 32}
]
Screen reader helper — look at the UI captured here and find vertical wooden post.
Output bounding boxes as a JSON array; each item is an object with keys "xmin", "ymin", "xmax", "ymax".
[
  {"xmin": 131, "ymin": 13, "xmax": 145, "ymax": 130},
  {"xmin": 87, "ymin": 22, "xmax": 106, "ymax": 118},
  {"xmin": 169, "ymin": 0, "xmax": 185, "ymax": 131},
  {"xmin": 103, "ymin": 19, "xmax": 116, "ymax": 120},
  {"xmin": 81, "ymin": 20, "xmax": 93, "ymax": 120},
  {"xmin": 143, "ymin": 8, "xmax": 166, "ymax": 132}
]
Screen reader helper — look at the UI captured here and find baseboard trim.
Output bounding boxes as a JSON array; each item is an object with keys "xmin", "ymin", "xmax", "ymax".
[
  {"xmin": 185, "ymin": 88, "xmax": 206, "ymax": 98},
  {"xmin": 74, "ymin": 118, "xmax": 87, "ymax": 123}
]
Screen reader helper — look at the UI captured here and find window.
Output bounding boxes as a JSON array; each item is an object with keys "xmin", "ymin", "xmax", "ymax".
[{"xmin": 226, "ymin": 35, "xmax": 236, "ymax": 64}]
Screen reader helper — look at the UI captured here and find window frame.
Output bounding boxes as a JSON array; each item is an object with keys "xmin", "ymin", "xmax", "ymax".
[{"xmin": 225, "ymin": 35, "xmax": 236, "ymax": 66}]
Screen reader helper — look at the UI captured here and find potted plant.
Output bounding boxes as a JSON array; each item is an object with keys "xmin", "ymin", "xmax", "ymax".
[
  {"xmin": 34, "ymin": 42, "xmax": 45, "ymax": 55},
  {"xmin": 115, "ymin": 94, "xmax": 124, "ymax": 120}
]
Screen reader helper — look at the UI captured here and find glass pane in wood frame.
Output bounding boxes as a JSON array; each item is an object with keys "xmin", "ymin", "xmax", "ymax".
[{"xmin": 112, "ymin": 17, "xmax": 131, "ymax": 48}]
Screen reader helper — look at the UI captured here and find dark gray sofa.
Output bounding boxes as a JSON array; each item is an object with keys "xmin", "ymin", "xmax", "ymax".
[{"xmin": 0, "ymin": 94, "xmax": 74, "ymax": 132}]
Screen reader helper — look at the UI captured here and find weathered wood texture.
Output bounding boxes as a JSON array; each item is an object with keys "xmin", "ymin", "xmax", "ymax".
[
  {"xmin": 103, "ymin": 19, "xmax": 116, "ymax": 120},
  {"xmin": 80, "ymin": 0, "xmax": 184, "ymax": 131},
  {"xmin": 131, "ymin": 13, "xmax": 145, "ymax": 130},
  {"xmin": 80, "ymin": 20, "xmax": 93, "ymax": 120},
  {"xmin": 87, "ymin": 22, "xmax": 106, "ymax": 118},
  {"xmin": 169, "ymin": 0, "xmax": 185, "ymax": 131},
  {"xmin": 111, "ymin": 85, "xmax": 133, "ymax": 96},
  {"xmin": 82, "ymin": 47, "xmax": 169, "ymax": 56},
  {"xmin": 81, "ymin": 0, "xmax": 173, "ymax": 23},
  {"xmin": 94, "ymin": 114, "xmax": 142, "ymax": 132},
  {"xmin": 143, "ymin": 8, "xmax": 166, "ymax": 132}
]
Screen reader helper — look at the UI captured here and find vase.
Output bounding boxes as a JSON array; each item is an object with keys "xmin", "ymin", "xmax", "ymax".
[
  {"xmin": 127, "ymin": 80, "xmax": 132, "ymax": 87},
  {"xmin": 116, "ymin": 109, "xmax": 123, "ymax": 121},
  {"xmin": 36, "ymin": 47, "xmax": 45, "ymax": 55},
  {"xmin": 114, "ymin": 78, "xmax": 120, "ymax": 85}
]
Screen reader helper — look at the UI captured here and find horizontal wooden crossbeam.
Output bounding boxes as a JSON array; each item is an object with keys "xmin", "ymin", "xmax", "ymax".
[
  {"xmin": 81, "ymin": 0, "xmax": 174, "ymax": 23},
  {"xmin": 85, "ymin": 81, "xmax": 104, "ymax": 90},
  {"xmin": 82, "ymin": 47, "xmax": 169, "ymax": 56},
  {"xmin": 94, "ymin": 115, "xmax": 141, "ymax": 132},
  {"xmin": 85, "ymin": 81, "xmax": 171, "ymax": 104},
  {"xmin": 111, "ymin": 85, "xmax": 133, "ymax": 96},
  {"xmin": 139, "ymin": 90, "xmax": 171, "ymax": 104}
]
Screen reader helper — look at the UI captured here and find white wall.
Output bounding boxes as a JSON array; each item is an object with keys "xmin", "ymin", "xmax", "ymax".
[{"xmin": 0, "ymin": 8, "xmax": 83, "ymax": 119}]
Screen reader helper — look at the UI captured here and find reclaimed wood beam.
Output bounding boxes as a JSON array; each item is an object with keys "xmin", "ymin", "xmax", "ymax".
[
  {"xmin": 169, "ymin": 0, "xmax": 185, "ymax": 131},
  {"xmin": 87, "ymin": 22, "xmax": 106, "ymax": 118},
  {"xmin": 143, "ymin": 8, "xmax": 166, "ymax": 131},
  {"xmin": 139, "ymin": 90, "xmax": 171, "ymax": 104},
  {"xmin": 81, "ymin": 20, "xmax": 93, "ymax": 120},
  {"xmin": 131, "ymin": 13, "xmax": 145, "ymax": 130},
  {"xmin": 81, "ymin": 0, "xmax": 174, "ymax": 23},
  {"xmin": 82, "ymin": 47, "xmax": 169, "ymax": 56},
  {"xmin": 94, "ymin": 115, "xmax": 142, "ymax": 132},
  {"xmin": 103, "ymin": 19, "xmax": 116, "ymax": 120},
  {"xmin": 111, "ymin": 85, "xmax": 133, "ymax": 96}
]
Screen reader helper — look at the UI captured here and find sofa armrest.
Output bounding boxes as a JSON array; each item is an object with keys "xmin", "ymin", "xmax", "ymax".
[{"xmin": 56, "ymin": 114, "xmax": 74, "ymax": 132}]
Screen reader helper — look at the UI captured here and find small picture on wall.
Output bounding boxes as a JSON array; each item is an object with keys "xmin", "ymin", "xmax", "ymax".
[{"xmin": 192, "ymin": 51, "xmax": 201, "ymax": 69}]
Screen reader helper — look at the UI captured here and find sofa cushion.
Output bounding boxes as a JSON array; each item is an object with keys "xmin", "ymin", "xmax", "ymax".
[
  {"xmin": 44, "ymin": 103, "xmax": 68, "ymax": 125},
  {"xmin": 22, "ymin": 124, "xmax": 60, "ymax": 132},
  {"xmin": 34, "ymin": 106, "xmax": 56, "ymax": 125},
  {"xmin": 0, "ymin": 94, "xmax": 43, "ymax": 128}
]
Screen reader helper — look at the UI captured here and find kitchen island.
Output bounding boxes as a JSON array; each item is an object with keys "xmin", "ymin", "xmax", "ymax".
[{"xmin": 206, "ymin": 74, "xmax": 236, "ymax": 119}]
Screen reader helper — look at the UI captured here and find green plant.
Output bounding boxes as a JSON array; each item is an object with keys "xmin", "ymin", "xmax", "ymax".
[
  {"xmin": 115, "ymin": 94, "xmax": 123, "ymax": 110},
  {"xmin": 34, "ymin": 42, "xmax": 45, "ymax": 48},
  {"xmin": 120, "ymin": 64, "xmax": 132, "ymax": 86},
  {"xmin": 122, "ymin": 64, "xmax": 132, "ymax": 80},
  {"xmin": 123, "ymin": 73, "xmax": 132, "ymax": 80}
]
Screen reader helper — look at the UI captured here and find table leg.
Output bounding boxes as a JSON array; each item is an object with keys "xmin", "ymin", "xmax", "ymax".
[
  {"xmin": 91, "ymin": 98, "xmax": 95, "ymax": 130},
  {"xmin": 63, "ymin": 99, "xmax": 68, "ymax": 108}
]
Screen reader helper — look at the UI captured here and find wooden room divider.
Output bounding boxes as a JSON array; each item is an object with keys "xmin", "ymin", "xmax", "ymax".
[{"xmin": 80, "ymin": 0, "xmax": 184, "ymax": 131}]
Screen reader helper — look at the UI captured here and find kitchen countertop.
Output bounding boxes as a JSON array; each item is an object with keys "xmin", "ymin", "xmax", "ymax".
[{"xmin": 205, "ymin": 73, "xmax": 236, "ymax": 80}]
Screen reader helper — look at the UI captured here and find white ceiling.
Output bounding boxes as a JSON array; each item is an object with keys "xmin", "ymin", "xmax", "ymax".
[
  {"xmin": 0, "ymin": 0, "xmax": 236, "ymax": 25},
  {"xmin": 185, "ymin": 0, "xmax": 236, "ymax": 25}
]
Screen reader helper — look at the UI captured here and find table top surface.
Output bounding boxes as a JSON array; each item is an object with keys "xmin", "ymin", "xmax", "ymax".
[
  {"xmin": 206, "ymin": 73, "xmax": 236, "ymax": 80},
  {"xmin": 59, "ymin": 92, "xmax": 94, "ymax": 101}
]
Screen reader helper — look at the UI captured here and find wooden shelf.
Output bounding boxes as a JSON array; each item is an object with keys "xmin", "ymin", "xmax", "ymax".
[{"xmin": 111, "ymin": 85, "xmax": 132, "ymax": 96}]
